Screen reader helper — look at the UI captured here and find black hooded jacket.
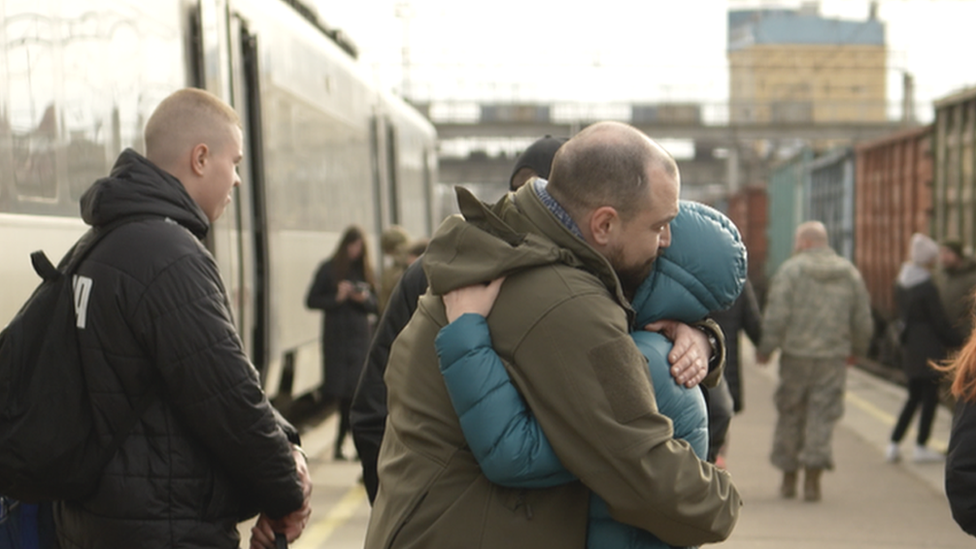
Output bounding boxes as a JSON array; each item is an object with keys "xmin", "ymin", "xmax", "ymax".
[{"xmin": 54, "ymin": 149, "xmax": 303, "ymax": 549}]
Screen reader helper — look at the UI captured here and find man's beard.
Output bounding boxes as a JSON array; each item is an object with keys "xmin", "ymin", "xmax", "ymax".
[{"xmin": 610, "ymin": 246, "xmax": 659, "ymax": 301}]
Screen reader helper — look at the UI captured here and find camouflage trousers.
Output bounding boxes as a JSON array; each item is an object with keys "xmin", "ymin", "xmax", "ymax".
[{"xmin": 770, "ymin": 355, "xmax": 846, "ymax": 472}]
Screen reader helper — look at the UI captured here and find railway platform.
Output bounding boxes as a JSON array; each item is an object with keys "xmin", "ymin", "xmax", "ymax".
[{"xmin": 266, "ymin": 339, "xmax": 974, "ymax": 548}]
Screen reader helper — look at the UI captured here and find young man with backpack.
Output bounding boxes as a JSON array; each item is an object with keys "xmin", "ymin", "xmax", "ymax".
[{"xmin": 15, "ymin": 88, "xmax": 311, "ymax": 549}]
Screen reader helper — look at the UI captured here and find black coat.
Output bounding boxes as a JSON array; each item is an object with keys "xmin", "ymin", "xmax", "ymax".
[
  {"xmin": 55, "ymin": 150, "xmax": 303, "ymax": 549},
  {"xmin": 896, "ymin": 279, "xmax": 962, "ymax": 379},
  {"xmin": 711, "ymin": 280, "xmax": 762, "ymax": 412},
  {"xmin": 350, "ymin": 258, "xmax": 428, "ymax": 503},
  {"xmin": 305, "ymin": 260, "xmax": 377, "ymax": 400},
  {"xmin": 947, "ymin": 397, "xmax": 976, "ymax": 537}
]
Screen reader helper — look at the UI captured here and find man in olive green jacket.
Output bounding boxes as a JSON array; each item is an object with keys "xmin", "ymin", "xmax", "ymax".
[{"xmin": 364, "ymin": 122, "xmax": 741, "ymax": 549}]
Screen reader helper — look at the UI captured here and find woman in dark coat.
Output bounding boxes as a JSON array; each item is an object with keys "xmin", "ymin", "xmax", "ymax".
[
  {"xmin": 306, "ymin": 225, "xmax": 377, "ymax": 460},
  {"xmin": 887, "ymin": 233, "xmax": 962, "ymax": 463},
  {"xmin": 941, "ymin": 283, "xmax": 976, "ymax": 538}
]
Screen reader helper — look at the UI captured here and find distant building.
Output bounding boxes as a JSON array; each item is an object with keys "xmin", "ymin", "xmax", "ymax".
[{"xmin": 728, "ymin": 2, "xmax": 887, "ymax": 124}]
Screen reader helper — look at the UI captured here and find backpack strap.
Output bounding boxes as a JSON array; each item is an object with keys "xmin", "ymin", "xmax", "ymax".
[
  {"xmin": 61, "ymin": 215, "xmax": 161, "ymax": 276},
  {"xmin": 59, "ymin": 215, "xmax": 163, "ymax": 470},
  {"xmin": 30, "ymin": 251, "xmax": 60, "ymax": 283}
]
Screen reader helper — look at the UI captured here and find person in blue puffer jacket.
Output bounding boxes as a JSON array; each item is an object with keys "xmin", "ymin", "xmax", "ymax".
[{"xmin": 435, "ymin": 200, "xmax": 746, "ymax": 549}]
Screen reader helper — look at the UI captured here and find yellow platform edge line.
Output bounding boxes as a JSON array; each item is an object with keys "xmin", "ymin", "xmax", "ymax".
[
  {"xmin": 291, "ymin": 484, "xmax": 367, "ymax": 548},
  {"xmin": 845, "ymin": 390, "xmax": 948, "ymax": 453}
]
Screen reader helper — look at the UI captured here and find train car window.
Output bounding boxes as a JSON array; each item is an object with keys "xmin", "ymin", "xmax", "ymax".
[
  {"xmin": 2, "ymin": 1, "xmax": 185, "ymax": 216},
  {"xmin": 8, "ymin": 16, "xmax": 58, "ymax": 203}
]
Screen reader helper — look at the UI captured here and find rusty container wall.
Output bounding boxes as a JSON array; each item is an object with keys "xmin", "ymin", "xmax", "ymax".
[
  {"xmin": 725, "ymin": 186, "xmax": 769, "ymax": 299},
  {"xmin": 932, "ymin": 87, "xmax": 976, "ymax": 251},
  {"xmin": 808, "ymin": 147, "xmax": 856, "ymax": 262},
  {"xmin": 854, "ymin": 125, "xmax": 933, "ymax": 319}
]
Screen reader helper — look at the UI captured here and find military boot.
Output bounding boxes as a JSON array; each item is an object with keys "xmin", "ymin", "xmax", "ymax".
[
  {"xmin": 804, "ymin": 467, "xmax": 822, "ymax": 502},
  {"xmin": 780, "ymin": 471, "xmax": 798, "ymax": 499}
]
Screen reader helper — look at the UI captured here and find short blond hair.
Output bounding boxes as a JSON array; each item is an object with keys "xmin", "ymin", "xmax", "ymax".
[{"xmin": 144, "ymin": 88, "xmax": 241, "ymax": 167}]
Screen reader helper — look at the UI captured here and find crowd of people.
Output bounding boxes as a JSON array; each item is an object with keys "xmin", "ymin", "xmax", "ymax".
[{"xmin": 4, "ymin": 86, "xmax": 976, "ymax": 548}]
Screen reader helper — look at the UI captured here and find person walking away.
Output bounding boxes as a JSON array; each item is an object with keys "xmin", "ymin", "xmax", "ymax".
[
  {"xmin": 306, "ymin": 225, "xmax": 377, "ymax": 461},
  {"xmin": 886, "ymin": 233, "xmax": 962, "ymax": 463},
  {"xmin": 54, "ymin": 88, "xmax": 311, "ymax": 549},
  {"xmin": 757, "ymin": 221, "xmax": 873, "ymax": 502}
]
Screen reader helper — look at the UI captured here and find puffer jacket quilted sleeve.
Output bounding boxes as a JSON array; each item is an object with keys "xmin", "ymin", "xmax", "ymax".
[
  {"xmin": 58, "ymin": 220, "xmax": 302, "ymax": 549},
  {"xmin": 435, "ymin": 313, "xmax": 575, "ymax": 487},
  {"xmin": 128, "ymin": 240, "xmax": 302, "ymax": 517}
]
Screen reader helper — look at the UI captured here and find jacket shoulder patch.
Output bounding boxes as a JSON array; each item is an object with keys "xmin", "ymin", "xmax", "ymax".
[{"xmin": 588, "ymin": 336, "xmax": 655, "ymax": 423}]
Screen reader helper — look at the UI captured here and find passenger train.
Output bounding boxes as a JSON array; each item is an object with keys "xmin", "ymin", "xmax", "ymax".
[{"xmin": 0, "ymin": 0, "xmax": 440, "ymax": 405}]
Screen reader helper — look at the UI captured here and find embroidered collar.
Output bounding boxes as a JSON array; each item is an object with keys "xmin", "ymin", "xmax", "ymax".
[{"xmin": 533, "ymin": 178, "xmax": 583, "ymax": 239}]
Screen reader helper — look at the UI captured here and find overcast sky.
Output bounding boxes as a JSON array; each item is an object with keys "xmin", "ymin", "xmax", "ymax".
[{"xmin": 315, "ymin": 0, "xmax": 976, "ymax": 123}]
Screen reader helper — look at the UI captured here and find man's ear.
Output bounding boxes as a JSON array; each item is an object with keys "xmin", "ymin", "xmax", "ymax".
[
  {"xmin": 588, "ymin": 206, "xmax": 620, "ymax": 247},
  {"xmin": 190, "ymin": 143, "xmax": 210, "ymax": 177}
]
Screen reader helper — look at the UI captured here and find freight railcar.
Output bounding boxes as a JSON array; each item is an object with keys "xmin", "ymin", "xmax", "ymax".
[
  {"xmin": 854, "ymin": 125, "xmax": 933, "ymax": 320},
  {"xmin": 766, "ymin": 148, "xmax": 814, "ymax": 280},
  {"xmin": 724, "ymin": 185, "xmax": 770, "ymax": 300},
  {"xmin": 931, "ymin": 86, "xmax": 976, "ymax": 250},
  {"xmin": 807, "ymin": 147, "xmax": 856, "ymax": 262},
  {"xmin": 0, "ymin": 0, "xmax": 440, "ymax": 404}
]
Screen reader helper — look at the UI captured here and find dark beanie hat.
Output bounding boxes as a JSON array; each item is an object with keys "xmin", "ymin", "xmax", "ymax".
[
  {"xmin": 509, "ymin": 136, "xmax": 568, "ymax": 189},
  {"xmin": 942, "ymin": 238, "xmax": 964, "ymax": 258}
]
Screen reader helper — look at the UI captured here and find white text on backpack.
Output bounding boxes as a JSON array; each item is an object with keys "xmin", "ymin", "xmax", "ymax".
[{"xmin": 73, "ymin": 275, "xmax": 93, "ymax": 329}]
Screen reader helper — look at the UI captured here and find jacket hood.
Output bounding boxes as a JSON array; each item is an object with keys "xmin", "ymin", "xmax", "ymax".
[
  {"xmin": 79, "ymin": 149, "xmax": 210, "ymax": 238},
  {"xmin": 791, "ymin": 247, "xmax": 852, "ymax": 282},
  {"xmin": 631, "ymin": 201, "xmax": 747, "ymax": 326},
  {"xmin": 423, "ymin": 184, "xmax": 631, "ymax": 311}
]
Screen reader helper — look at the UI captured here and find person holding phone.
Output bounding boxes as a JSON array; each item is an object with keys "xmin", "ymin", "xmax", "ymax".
[{"xmin": 306, "ymin": 225, "xmax": 378, "ymax": 460}]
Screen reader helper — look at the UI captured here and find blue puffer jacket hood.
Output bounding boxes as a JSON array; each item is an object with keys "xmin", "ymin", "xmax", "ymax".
[{"xmin": 631, "ymin": 200, "xmax": 747, "ymax": 327}]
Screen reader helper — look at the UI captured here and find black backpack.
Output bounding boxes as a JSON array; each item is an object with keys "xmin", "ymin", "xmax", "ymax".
[{"xmin": 0, "ymin": 217, "xmax": 154, "ymax": 503}]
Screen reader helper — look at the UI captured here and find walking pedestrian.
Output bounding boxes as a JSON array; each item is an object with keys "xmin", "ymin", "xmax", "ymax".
[
  {"xmin": 757, "ymin": 221, "xmax": 873, "ymax": 502},
  {"xmin": 886, "ymin": 233, "xmax": 962, "ymax": 463}
]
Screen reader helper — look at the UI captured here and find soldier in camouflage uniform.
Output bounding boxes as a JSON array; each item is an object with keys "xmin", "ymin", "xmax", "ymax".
[{"xmin": 757, "ymin": 221, "xmax": 873, "ymax": 502}]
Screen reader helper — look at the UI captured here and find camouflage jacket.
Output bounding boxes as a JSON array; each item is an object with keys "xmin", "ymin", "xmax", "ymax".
[{"xmin": 758, "ymin": 247, "xmax": 873, "ymax": 359}]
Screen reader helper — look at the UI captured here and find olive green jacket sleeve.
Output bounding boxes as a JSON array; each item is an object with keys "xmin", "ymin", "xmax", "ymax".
[{"xmin": 495, "ymin": 281, "xmax": 741, "ymax": 547}]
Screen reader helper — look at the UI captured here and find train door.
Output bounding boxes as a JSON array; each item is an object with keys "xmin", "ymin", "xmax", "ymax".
[
  {"xmin": 369, "ymin": 117, "xmax": 385, "ymax": 244},
  {"xmin": 226, "ymin": 16, "xmax": 271, "ymax": 379},
  {"xmin": 386, "ymin": 123, "xmax": 401, "ymax": 227},
  {"xmin": 369, "ymin": 116, "xmax": 402, "ymax": 235}
]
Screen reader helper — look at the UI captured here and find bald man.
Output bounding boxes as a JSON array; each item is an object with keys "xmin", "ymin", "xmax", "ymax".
[
  {"xmin": 757, "ymin": 221, "xmax": 873, "ymax": 502},
  {"xmin": 365, "ymin": 121, "xmax": 739, "ymax": 549},
  {"xmin": 56, "ymin": 88, "xmax": 310, "ymax": 549}
]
